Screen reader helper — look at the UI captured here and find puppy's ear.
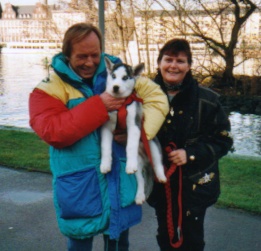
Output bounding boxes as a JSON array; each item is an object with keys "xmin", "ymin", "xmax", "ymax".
[
  {"xmin": 133, "ymin": 63, "xmax": 145, "ymax": 77},
  {"xmin": 104, "ymin": 56, "xmax": 114, "ymax": 73}
]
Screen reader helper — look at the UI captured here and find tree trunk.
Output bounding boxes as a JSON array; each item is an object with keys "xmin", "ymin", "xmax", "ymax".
[
  {"xmin": 116, "ymin": 0, "xmax": 127, "ymax": 63},
  {"xmin": 222, "ymin": 49, "xmax": 235, "ymax": 86}
]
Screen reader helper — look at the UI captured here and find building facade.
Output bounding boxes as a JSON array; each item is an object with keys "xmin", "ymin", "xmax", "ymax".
[
  {"xmin": 0, "ymin": 0, "xmax": 88, "ymax": 47},
  {"xmin": 0, "ymin": 1, "xmax": 260, "ymax": 75}
]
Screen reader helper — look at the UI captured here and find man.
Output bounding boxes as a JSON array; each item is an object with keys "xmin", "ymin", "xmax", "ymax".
[{"xmin": 29, "ymin": 23, "xmax": 168, "ymax": 251}]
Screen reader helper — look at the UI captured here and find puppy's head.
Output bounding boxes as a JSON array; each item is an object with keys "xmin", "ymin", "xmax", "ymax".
[{"xmin": 105, "ymin": 57, "xmax": 144, "ymax": 98}]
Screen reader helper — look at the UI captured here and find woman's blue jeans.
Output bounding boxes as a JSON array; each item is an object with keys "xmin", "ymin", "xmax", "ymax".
[{"xmin": 68, "ymin": 229, "xmax": 129, "ymax": 251}]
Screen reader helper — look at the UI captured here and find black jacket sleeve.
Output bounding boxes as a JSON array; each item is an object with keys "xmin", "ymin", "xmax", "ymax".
[{"xmin": 184, "ymin": 94, "xmax": 233, "ymax": 165}]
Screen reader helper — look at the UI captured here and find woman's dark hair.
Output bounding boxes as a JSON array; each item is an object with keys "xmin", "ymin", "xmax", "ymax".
[
  {"xmin": 157, "ymin": 38, "xmax": 192, "ymax": 65},
  {"xmin": 62, "ymin": 22, "xmax": 103, "ymax": 57}
]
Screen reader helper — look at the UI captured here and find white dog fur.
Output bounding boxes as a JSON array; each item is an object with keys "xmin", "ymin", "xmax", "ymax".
[{"xmin": 100, "ymin": 57, "xmax": 167, "ymax": 204}]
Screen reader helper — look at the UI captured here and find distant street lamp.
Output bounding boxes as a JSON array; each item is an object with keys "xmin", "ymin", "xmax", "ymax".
[{"xmin": 98, "ymin": 0, "xmax": 105, "ymax": 51}]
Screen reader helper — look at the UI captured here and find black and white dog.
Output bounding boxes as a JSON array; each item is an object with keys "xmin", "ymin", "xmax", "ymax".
[{"xmin": 100, "ymin": 57, "xmax": 167, "ymax": 204}]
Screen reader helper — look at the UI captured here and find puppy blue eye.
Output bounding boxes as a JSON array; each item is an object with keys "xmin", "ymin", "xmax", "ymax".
[
  {"xmin": 122, "ymin": 76, "xmax": 128, "ymax": 80},
  {"xmin": 112, "ymin": 73, "xmax": 116, "ymax": 79}
]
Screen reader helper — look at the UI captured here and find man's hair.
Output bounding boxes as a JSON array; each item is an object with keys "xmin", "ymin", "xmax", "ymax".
[
  {"xmin": 62, "ymin": 22, "xmax": 103, "ymax": 57},
  {"xmin": 157, "ymin": 38, "xmax": 192, "ymax": 65}
]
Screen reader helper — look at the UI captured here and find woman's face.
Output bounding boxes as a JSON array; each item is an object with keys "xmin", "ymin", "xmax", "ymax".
[{"xmin": 158, "ymin": 52, "xmax": 191, "ymax": 85}]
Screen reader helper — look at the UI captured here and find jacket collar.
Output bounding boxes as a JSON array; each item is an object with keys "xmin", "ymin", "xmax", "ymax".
[{"xmin": 51, "ymin": 52, "xmax": 121, "ymax": 97}]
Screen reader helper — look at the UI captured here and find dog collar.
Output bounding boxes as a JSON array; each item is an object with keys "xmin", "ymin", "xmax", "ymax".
[{"xmin": 116, "ymin": 92, "xmax": 143, "ymax": 131}]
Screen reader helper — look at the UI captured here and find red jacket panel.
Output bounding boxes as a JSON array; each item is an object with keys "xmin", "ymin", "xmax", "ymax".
[{"xmin": 29, "ymin": 89, "xmax": 109, "ymax": 148}]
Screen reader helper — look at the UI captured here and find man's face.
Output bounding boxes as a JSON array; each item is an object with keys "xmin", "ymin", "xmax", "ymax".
[{"xmin": 68, "ymin": 32, "xmax": 101, "ymax": 79}]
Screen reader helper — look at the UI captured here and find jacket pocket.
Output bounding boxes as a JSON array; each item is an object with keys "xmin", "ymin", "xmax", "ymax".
[
  {"xmin": 56, "ymin": 168, "xmax": 102, "ymax": 219},
  {"xmin": 119, "ymin": 158, "xmax": 137, "ymax": 207},
  {"xmin": 185, "ymin": 164, "xmax": 220, "ymax": 213}
]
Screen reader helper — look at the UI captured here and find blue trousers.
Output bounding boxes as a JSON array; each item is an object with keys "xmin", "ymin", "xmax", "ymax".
[{"xmin": 68, "ymin": 229, "xmax": 129, "ymax": 251}]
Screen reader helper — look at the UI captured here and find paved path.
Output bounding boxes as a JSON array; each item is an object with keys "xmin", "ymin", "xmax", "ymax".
[{"xmin": 0, "ymin": 166, "xmax": 260, "ymax": 251}]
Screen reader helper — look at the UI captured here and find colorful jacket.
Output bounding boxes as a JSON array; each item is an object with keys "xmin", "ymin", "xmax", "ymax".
[{"xmin": 29, "ymin": 52, "xmax": 169, "ymax": 239}]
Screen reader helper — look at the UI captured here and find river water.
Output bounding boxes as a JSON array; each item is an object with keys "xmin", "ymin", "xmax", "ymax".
[{"xmin": 0, "ymin": 53, "xmax": 260, "ymax": 157}]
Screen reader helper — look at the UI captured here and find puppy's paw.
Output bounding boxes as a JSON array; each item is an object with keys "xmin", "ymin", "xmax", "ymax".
[
  {"xmin": 100, "ymin": 166, "xmax": 111, "ymax": 174},
  {"xmin": 100, "ymin": 162, "xmax": 111, "ymax": 174},
  {"xmin": 157, "ymin": 174, "xmax": 167, "ymax": 183},
  {"xmin": 135, "ymin": 192, "xmax": 145, "ymax": 205},
  {"xmin": 126, "ymin": 165, "xmax": 138, "ymax": 174},
  {"xmin": 155, "ymin": 167, "xmax": 167, "ymax": 183},
  {"xmin": 126, "ymin": 159, "xmax": 138, "ymax": 174}
]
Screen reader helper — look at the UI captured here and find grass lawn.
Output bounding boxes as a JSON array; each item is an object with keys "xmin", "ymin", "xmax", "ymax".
[
  {"xmin": 219, "ymin": 156, "xmax": 261, "ymax": 214},
  {"xmin": 0, "ymin": 128, "xmax": 260, "ymax": 215},
  {"xmin": 0, "ymin": 128, "xmax": 50, "ymax": 172}
]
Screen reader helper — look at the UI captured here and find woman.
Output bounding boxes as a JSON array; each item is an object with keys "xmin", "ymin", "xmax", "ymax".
[{"xmin": 147, "ymin": 39, "xmax": 233, "ymax": 251}]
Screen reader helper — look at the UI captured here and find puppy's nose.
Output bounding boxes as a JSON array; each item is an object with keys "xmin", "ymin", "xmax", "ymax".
[{"xmin": 113, "ymin": 85, "xmax": 119, "ymax": 93}]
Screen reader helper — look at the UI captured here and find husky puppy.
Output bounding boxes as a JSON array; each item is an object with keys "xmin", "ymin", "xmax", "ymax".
[{"xmin": 100, "ymin": 57, "xmax": 167, "ymax": 204}]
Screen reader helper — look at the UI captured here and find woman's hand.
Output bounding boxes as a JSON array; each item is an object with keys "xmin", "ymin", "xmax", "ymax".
[{"xmin": 168, "ymin": 149, "xmax": 187, "ymax": 166}]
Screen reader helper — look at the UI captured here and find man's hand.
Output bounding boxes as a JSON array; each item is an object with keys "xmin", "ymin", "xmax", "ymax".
[
  {"xmin": 168, "ymin": 149, "xmax": 187, "ymax": 166},
  {"xmin": 113, "ymin": 130, "xmax": 127, "ymax": 146},
  {"xmin": 100, "ymin": 92, "xmax": 125, "ymax": 112}
]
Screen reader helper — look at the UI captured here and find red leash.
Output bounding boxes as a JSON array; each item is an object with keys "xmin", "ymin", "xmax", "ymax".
[
  {"xmin": 116, "ymin": 95, "xmax": 183, "ymax": 248},
  {"xmin": 164, "ymin": 142, "xmax": 183, "ymax": 248},
  {"xmin": 141, "ymin": 136, "xmax": 183, "ymax": 247}
]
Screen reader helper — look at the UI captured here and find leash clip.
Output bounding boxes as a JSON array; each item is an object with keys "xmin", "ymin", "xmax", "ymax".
[{"xmin": 177, "ymin": 226, "xmax": 181, "ymax": 240}]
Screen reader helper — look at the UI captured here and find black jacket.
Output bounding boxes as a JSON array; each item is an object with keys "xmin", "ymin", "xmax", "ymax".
[{"xmin": 148, "ymin": 73, "xmax": 233, "ymax": 214}]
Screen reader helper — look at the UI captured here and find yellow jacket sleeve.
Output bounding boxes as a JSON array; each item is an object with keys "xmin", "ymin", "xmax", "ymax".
[
  {"xmin": 134, "ymin": 76, "xmax": 169, "ymax": 140},
  {"xmin": 35, "ymin": 73, "xmax": 83, "ymax": 105}
]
